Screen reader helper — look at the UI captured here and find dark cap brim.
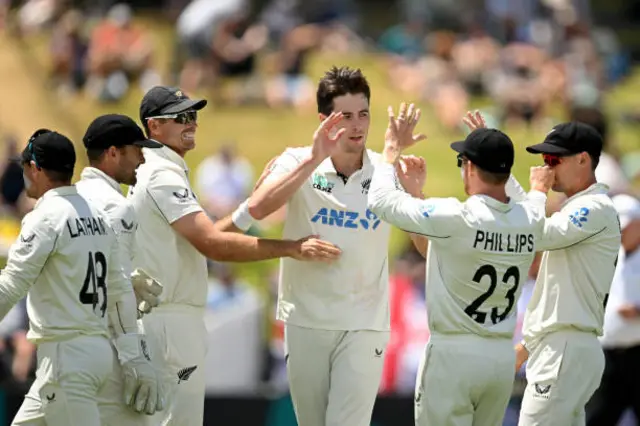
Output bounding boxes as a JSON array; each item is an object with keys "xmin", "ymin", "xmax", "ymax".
[
  {"xmin": 526, "ymin": 142, "xmax": 573, "ymax": 155},
  {"xmin": 161, "ymin": 99, "xmax": 207, "ymax": 115},
  {"xmin": 133, "ymin": 139, "xmax": 163, "ymax": 148},
  {"xmin": 450, "ymin": 141, "xmax": 465, "ymax": 153}
]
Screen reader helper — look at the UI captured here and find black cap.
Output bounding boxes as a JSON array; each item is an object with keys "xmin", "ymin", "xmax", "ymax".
[
  {"xmin": 83, "ymin": 114, "xmax": 163, "ymax": 150},
  {"xmin": 526, "ymin": 122, "xmax": 603, "ymax": 158},
  {"xmin": 139, "ymin": 86, "xmax": 207, "ymax": 122},
  {"xmin": 450, "ymin": 128, "xmax": 514, "ymax": 173},
  {"xmin": 20, "ymin": 129, "xmax": 76, "ymax": 173}
]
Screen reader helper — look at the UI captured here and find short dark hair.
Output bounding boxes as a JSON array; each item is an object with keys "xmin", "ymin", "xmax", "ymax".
[
  {"xmin": 87, "ymin": 148, "xmax": 107, "ymax": 163},
  {"xmin": 44, "ymin": 169, "xmax": 73, "ymax": 183},
  {"xmin": 476, "ymin": 167, "xmax": 510, "ymax": 185},
  {"xmin": 588, "ymin": 152, "xmax": 600, "ymax": 171},
  {"xmin": 317, "ymin": 66, "xmax": 371, "ymax": 116}
]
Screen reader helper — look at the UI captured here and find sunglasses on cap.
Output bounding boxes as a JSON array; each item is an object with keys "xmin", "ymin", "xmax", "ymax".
[
  {"xmin": 146, "ymin": 110, "xmax": 197, "ymax": 125},
  {"xmin": 542, "ymin": 154, "xmax": 563, "ymax": 167},
  {"xmin": 24, "ymin": 129, "xmax": 52, "ymax": 168},
  {"xmin": 456, "ymin": 153, "xmax": 469, "ymax": 168}
]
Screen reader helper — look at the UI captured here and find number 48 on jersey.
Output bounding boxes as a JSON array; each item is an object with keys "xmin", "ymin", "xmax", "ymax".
[{"xmin": 79, "ymin": 251, "xmax": 108, "ymax": 318}]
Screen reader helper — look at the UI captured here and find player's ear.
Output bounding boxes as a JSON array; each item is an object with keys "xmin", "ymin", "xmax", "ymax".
[
  {"xmin": 106, "ymin": 146, "xmax": 118, "ymax": 158},
  {"xmin": 318, "ymin": 113, "xmax": 328, "ymax": 122}
]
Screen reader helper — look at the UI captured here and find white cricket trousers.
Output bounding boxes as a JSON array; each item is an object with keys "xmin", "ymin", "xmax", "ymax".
[
  {"xmin": 96, "ymin": 322, "xmax": 152, "ymax": 426},
  {"xmin": 414, "ymin": 334, "xmax": 516, "ymax": 426},
  {"xmin": 284, "ymin": 324, "xmax": 390, "ymax": 426},
  {"xmin": 142, "ymin": 305, "xmax": 208, "ymax": 426},
  {"xmin": 518, "ymin": 330, "xmax": 605, "ymax": 426},
  {"xmin": 11, "ymin": 334, "xmax": 113, "ymax": 426}
]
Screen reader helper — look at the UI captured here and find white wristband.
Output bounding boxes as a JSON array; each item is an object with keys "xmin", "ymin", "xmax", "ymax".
[{"xmin": 231, "ymin": 200, "xmax": 255, "ymax": 232}]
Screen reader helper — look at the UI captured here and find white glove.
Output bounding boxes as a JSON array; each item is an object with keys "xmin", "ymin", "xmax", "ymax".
[
  {"xmin": 131, "ymin": 268, "xmax": 163, "ymax": 316},
  {"xmin": 115, "ymin": 334, "xmax": 165, "ymax": 415}
]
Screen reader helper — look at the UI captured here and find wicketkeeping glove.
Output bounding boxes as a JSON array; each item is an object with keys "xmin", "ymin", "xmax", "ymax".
[
  {"xmin": 131, "ymin": 268, "xmax": 163, "ymax": 316},
  {"xmin": 114, "ymin": 334, "xmax": 165, "ymax": 415}
]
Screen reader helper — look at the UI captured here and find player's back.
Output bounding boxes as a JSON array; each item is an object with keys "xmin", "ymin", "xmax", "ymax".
[
  {"xmin": 425, "ymin": 194, "xmax": 543, "ymax": 339},
  {"xmin": 22, "ymin": 187, "xmax": 118, "ymax": 343}
]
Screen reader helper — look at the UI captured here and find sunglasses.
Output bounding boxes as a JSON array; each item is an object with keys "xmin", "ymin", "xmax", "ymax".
[
  {"xmin": 456, "ymin": 153, "xmax": 468, "ymax": 168},
  {"xmin": 147, "ymin": 110, "xmax": 198, "ymax": 125},
  {"xmin": 23, "ymin": 129, "xmax": 51, "ymax": 168},
  {"xmin": 542, "ymin": 154, "xmax": 563, "ymax": 167}
]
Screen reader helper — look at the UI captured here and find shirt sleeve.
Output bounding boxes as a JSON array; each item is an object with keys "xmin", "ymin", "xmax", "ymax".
[
  {"xmin": 106, "ymin": 224, "xmax": 133, "ymax": 303},
  {"xmin": 368, "ymin": 162, "xmax": 463, "ymax": 238},
  {"xmin": 146, "ymin": 168, "xmax": 203, "ymax": 224},
  {"xmin": 261, "ymin": 149, "xmax": 303, "ymax": 186},
  {"xmin": 538, "ymin": 198, "xmax": 611, "ymax": 251},
  {"xmin": 0, "ymin": 211, "xmax": 57, "ymax": 320},
  {"xmin": 505, "ymin": 175, "xmax": 528, "ymax": 203},
  {"xmin": 106, "ymin": 202, "xmax": 136, "ymax": 277}
]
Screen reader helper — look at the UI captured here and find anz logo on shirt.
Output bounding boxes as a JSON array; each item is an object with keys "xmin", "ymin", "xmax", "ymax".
[
  {"xmin": 569, "ymin": 207, "xmax": 589, "ymax": 228},
  {"xmin": 311, "ymin": 208, "xmax": 381, "ymax": 231}
]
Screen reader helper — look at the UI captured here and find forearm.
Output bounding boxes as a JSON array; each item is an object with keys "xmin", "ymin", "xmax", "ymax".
[
  {"xmin": 199, "ymin": 230, "xmax": 295, "ymax": 262},
  {"xmin": 506, "ymin": 175, "xmax": 528, "ymax": 202},
  {"xmin": 0, "ymin": 275, "xmax": 30, "ymax": 321},
  {"xmin": 213, "ymin": 215, "xmax": 244, "ymax": 233},
  {"xmin": 248, "ymin": 155, "xmax": 321, "ymax": 219}
]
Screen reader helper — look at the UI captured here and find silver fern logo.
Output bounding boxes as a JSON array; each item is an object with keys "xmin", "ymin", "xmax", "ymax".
[{"xmin": 177, "ymin": 365, "xmax": 198, "ymax": 384}]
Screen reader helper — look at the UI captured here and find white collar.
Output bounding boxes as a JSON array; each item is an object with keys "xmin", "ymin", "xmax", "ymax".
[
  {"xmin": 80, "ymin": 167, "xmax": 121, "ymax": 192},
  {"xmin": 144, "ymin": 143, "xmax": 189, "ymax": 173}
]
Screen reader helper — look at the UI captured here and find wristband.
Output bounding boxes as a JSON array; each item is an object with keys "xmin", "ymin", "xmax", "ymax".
[{"xmin": 231, "ymin": 200, "xmax": 255, "ymax": 232}]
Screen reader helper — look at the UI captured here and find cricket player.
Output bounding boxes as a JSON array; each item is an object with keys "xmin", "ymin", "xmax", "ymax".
[
  {"xmin": 500, "ymin": 119, "xmax": 622, "ymax": 426},
  {"xmin": 129, "ymin": 85, "xmax": 342, "ymax": 425},
  {"xmin": 367, "ymin": 104, "xmax": 554, "ymax": 426},
  {"xmin": 2, "ymin": 130, "xmax": 161, "ymax": 426},
  {"xmin": 76, "ymin": 113, "xmax": 166, "ymax": 425},
  {"xmin": 247, "ymin": 67, "xmax": 428, "ymax": 426}
]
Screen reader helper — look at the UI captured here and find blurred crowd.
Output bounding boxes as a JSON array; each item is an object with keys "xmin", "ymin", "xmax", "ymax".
[{"xmin": 0, "ymin": 0, "xmax": 639, "ymax": 424}]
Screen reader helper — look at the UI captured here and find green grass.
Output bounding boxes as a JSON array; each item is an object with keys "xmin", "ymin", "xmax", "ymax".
[{"xmin": 5, "ymin": 20, "xmax": 640, "ymax": 290}]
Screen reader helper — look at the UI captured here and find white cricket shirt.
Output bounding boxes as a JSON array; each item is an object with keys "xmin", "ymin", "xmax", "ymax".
[
  {"xmin": 369, "ymin": 163, "xmax": 547, "ymax": 339},
  {"xmin": 512, "ymin": 182, "xmax": 621, "ymax": 347},
  {"xmin": 127, "ymin": 145, "xmax": 207, "ymax": 308},
  {"xmin": 76, "ymin": 167, "xmax": 137, "ymax": 276},
  {"xmin": 600, "ymin": 193, "xmax": 640, "ymax": 348},
  {"xmin": 0, "ymin": 187, "xmax": 130, "ymax": 343},
  {"xmin": 265, "ymin": 147, "xmax": 392, "ymax": 331}
]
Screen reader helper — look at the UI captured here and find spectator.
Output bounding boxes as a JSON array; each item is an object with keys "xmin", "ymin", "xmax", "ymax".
[
  {"xmin": 174, "ymin": 0, "xmax": 247, "ymax": 94},
  {"xmin": 0, "ymin": 136, "xmax": 33, "ymax": 220},
  {"xmin": 86, "ymin": 3, "xmax": 159, "ymax": 102},
  {"xmin": 570, "ymin": 106, "xmax": 630, "ymax": 195},
  {"xmin": 195, "ymin": 142, "xmax": 254, "ymax": 219},
  {"xmin": 0, "ymin": 300, "xmax": 35, "ymax": 386},
  {"xmin": 206, "ymin": 261, "xmax": 259, "ymax": 311},
  {"xmin": 49, "ymin": 8, "xmax": 88, "ymax": 95}
]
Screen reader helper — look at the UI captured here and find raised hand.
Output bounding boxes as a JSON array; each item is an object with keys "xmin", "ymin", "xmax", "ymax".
[
  {"xmin": 462, "ymin": 110, "xmax": 487, "ymax": 132},
  {"xmin": 312, "ymin": 112, "xmax": 346, "ymax": 161},
  {"xmin": 396, "ymin": 155, "xmax": 426, "ymax": 198},
  {"xmin": 384, "ymin": 102, "xmax": 426, "ymax": 163},
  {"xmin": 529, "ymin": 165, "xmax": 555, "ymax": 194}
]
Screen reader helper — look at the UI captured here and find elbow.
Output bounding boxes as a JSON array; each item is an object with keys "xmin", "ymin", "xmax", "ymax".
[
  {"xmin": 367, "ymin": 192, "xmax": 384, "ymax": 215},
  {"xmin": 247, "ymin": 199, "xmax": 269, "ymax": 221}
]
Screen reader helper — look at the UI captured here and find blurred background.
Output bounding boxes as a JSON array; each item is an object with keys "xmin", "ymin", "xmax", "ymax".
[{"xmin": 0, "ymin": 0, "xmax": 639, "ymax": 424}]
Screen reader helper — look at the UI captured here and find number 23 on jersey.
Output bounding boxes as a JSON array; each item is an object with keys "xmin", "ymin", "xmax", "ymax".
[{"xmin": 464, "ymin": 264, "xmax": 520, "ymax": 325}]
